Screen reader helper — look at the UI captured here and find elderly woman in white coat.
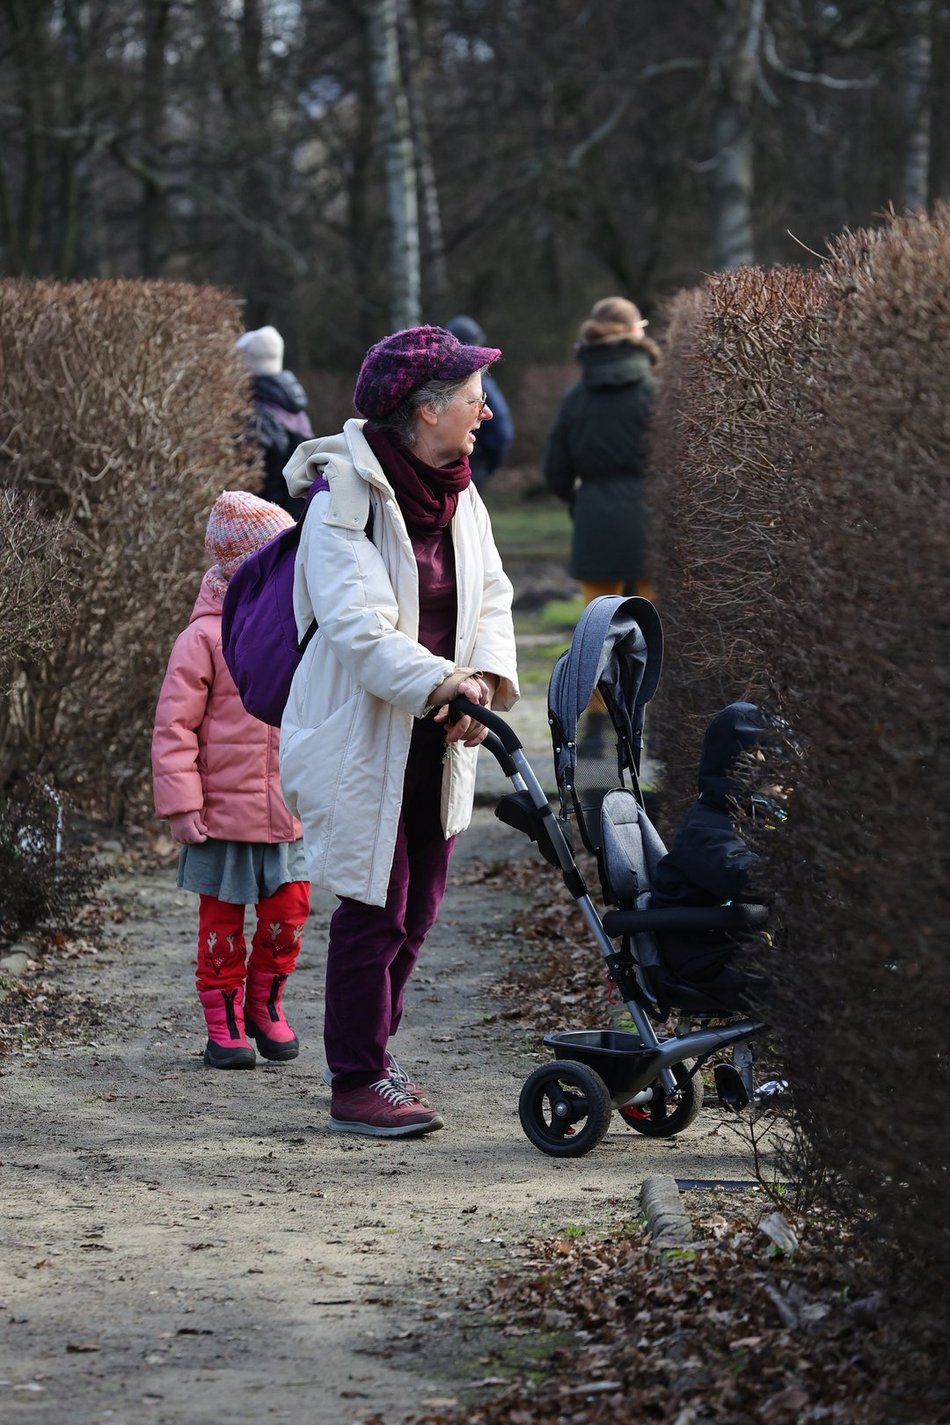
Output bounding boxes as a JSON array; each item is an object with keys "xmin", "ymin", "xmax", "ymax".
[{"xmin": 280, "ymin": 325, "xmax": 519, "ymax": 1139}]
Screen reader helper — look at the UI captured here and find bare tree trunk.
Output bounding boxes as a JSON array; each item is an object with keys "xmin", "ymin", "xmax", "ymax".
[
  {"xmin": 52, "ymin": 0, "xmax": 88, "ymax": 276},
  {"xmin": 899, "ymin": 0, "xmax": 932, "ymax": 211},
  {"xmin": 367, "ymin": 0, "xmax": 421, "ymax": 330},
  {"xmin": 347, "ymin": 63, "xmax": 380, "ymax": 351},
  {"xmin": 140, "ymin": 0, "xmax": 172, "ymax": 276},
  {"xmin": 402, "ymin": 0, "xmax": 448, "ymax": 313},
  {"xmin": 711, "ymin": 0, "xmax": 764, "ymax": 270},
  {"xmin": 238, "ymin": 0, "xmax": 272, "ymax": 320}
]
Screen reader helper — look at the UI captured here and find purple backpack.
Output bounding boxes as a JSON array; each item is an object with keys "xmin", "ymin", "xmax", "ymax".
[{"xmin": 221, "ymin": 480, "xmax": 326, "ymax": 727}]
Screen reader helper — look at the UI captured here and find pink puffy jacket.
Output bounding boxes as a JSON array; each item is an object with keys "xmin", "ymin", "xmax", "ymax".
[{"xmin": 151, "ymin": 573, "xmax": 301, "ymax": 844}]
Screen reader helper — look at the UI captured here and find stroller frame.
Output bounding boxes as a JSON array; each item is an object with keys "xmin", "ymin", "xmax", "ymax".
[{"xmin": 450, "ymin": 595, "xmax": 766, "ymax": 1158}]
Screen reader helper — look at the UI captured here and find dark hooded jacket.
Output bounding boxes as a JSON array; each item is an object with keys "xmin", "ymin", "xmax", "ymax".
[
  {"xmin": 543, "ymin": 338, "xmax": 658, "ymax": 584},
  {"xmin": 445, "ymin": 317, "xmax": 514, "ymax": 489},
  {"xmin": 251, "ymin": 371, "xmax": 315, "ymax": 517},
  {"xmin": 650, "ymin": 703, "xmax": 769, "ymax": 1003}
]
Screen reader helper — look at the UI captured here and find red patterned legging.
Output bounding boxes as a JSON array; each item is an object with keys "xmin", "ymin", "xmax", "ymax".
[{"xmin": 195, "ymin": 880, "xmax": 311, "ymax": 992}]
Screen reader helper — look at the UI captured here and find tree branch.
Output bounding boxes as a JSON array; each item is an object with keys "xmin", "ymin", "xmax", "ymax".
[
  {"xmin": 108, "ymin": 136, "xmax": 310, "ymax": 276},
  {"xmin": 565, "ymin": 58, "xmax": 707, "ymax": 170},
  {"xmin": 763, "ymin": 26, "xmax": 878, "ymax": 90}
]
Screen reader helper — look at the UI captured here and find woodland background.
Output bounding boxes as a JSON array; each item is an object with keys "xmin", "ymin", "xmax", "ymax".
[{"xmin": 0, "ymin": 0, "xmax": 946, "ymax": 389}]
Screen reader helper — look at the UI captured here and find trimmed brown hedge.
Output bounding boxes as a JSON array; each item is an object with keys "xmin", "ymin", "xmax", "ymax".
[
  {"xmin": 0, "ymin": 279, "xmax": 257, "ymax": 817},
  {"xmin": 648, "ymin": 265, "xmax": 827, "ymax": 831},
  {"xmin": 649, "ymin": 209, "xmax": 950, "ymax": 1286},
  {"xmin": 762, "ymin": 211, "xmax": 950, "ymax": 1281}
]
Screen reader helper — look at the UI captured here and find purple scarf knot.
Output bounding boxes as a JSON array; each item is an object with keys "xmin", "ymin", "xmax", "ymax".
[{"xmin": 364, "ymin": 426, "xmax": 470, "ymax": 530}]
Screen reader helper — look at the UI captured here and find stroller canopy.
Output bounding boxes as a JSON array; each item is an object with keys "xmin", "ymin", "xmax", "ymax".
[{"xmin": 548, "ymin": 595, "xmax": 663, "ymax": 795}]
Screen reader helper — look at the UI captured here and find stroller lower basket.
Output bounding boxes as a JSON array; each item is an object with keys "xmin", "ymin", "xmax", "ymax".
[{"xmin": 544, "ymin": 1029, "xmax": 662, "ymax": 1099}]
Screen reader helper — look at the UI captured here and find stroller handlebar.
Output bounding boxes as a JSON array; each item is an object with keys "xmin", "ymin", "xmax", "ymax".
[{"xmin": 446, "ymin": 694, "xmax": 524, "ymax": 757}]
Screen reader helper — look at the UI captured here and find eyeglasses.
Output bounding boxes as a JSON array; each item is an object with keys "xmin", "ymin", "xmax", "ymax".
[{"xmin": 468, "ymin": 392, "xmax": 490, "ymax": 415}]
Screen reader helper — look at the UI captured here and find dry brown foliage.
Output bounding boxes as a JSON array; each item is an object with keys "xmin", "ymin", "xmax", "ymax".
[
  {"xmin": 648, "ymin": 265, "xmax": 827, "ymax": 831},
  {"xmin": 0, "ymin": 279, "xmax": 258, "ymax": 818},
  {"xmin": 400, "ymin": 1206, "xmax": 947, "ymax": 1425},
  {"xmin": 755, "ymin": 207, "xmax": 950, "ymax": 1282},
  {"xmin": 647, "ymin": 210, "xmax": 950, "ymax": 1288},
  {"xmin": 0, "ymin": 489, "xmax": 79, "ymax": 690}
]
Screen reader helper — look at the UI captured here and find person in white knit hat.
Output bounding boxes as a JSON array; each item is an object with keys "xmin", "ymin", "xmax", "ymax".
[
  {"xmin": 152, "ymin": 490, "xmax": 311, "ymax": 1070},
  {"xmin": 235, "ymin": 326, "xmax": 315, "ymax": 517}
]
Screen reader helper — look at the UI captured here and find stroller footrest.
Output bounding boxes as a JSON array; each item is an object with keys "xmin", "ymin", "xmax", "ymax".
[
  {"xmin": 714, "ymin": 1062, "xmax": 750, "ymax": 1112},
  {"xmin": 495, "ymin": 791, "xmax": 565, "ymax": 869}
]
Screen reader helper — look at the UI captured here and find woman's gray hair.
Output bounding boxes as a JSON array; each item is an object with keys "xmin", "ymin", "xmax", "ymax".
[{"xmin": 371, "ymin": 371, "xmax": 484, "ymax": 448}]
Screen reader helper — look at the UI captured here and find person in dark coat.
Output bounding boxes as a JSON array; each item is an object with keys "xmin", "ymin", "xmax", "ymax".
[
  {"xmin": 235, "ymin": 326, "xmax": 315, "ymax": 519},
  {"xmin": 445, "ymin": 316, "xmax": 514, "ymax": 491},
  {"xmin": 651, "ymin": 702, "xmax": 786, "ymax": 1009},
  {"xmin": 544, "ymin": 296, "xmax": 661, "ymax": 749},
  {"xmin": 544, "ymin": 295, "xmax": 660, "ymax": 602}
]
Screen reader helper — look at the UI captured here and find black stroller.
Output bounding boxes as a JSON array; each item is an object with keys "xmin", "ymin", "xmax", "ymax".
[{"xmin": 450, "ymin": 595, "xmax": 768, "ymax": 1158}]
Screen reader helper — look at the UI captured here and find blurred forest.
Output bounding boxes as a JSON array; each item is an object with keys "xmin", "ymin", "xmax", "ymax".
[{"xmin": 1, "ymin": 0, "xmax": 946, "ymax": 399}]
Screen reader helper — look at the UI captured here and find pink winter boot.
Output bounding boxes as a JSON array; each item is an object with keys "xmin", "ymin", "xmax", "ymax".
[
  {"xmin": 244, "ymin": 968, "xmax": 299, "ymax": 1062},
  {"xmin": 198, "ymin": 987, "xmax": 256, "ymax": 1070}
]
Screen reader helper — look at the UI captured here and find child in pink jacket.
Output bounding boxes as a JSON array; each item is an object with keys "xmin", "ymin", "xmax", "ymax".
[{"xmin": 152, "ymin": 490, "xmax": 311, "ymax": 1069}]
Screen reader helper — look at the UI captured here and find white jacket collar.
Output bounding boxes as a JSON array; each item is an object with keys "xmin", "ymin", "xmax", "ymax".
[{"xmin": 283, "ymin": 417, "xmax": 397, "ymax": 501}]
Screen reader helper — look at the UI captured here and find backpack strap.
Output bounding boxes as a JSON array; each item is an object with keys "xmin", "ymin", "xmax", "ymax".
[{"xmin": 295, "ymin": 460, "xmax": 373, "ymax": 659}]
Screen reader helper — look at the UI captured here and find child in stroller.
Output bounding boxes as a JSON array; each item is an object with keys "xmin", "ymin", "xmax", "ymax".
[
  {"xmin": 448, "ymin": 596, "xmax": 775, "ymax": 1157},
  {"xmin": 650, "ymin": 701, "xmax": 782, "ymax": 1015}
]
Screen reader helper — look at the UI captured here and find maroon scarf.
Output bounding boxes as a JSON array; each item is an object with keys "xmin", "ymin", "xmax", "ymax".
[{"xmin": 364, "ymin": 425, "xmax": 470, "ymax": 531}]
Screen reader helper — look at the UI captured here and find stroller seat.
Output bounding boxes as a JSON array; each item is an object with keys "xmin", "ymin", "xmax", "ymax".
[{"xmin": 597, "ymin": 788, "xmax": 768, "ymax": 1019}]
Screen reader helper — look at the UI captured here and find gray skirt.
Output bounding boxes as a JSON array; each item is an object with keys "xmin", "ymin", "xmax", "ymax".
[{"xmin": 177, "ymin": 838, "xmax": 308, "ymax": 904}]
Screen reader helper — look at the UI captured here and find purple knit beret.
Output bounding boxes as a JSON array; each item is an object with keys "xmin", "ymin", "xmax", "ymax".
[{"xmin": 354, "ymin": 325, "xmax": 502, "ymax": 420}]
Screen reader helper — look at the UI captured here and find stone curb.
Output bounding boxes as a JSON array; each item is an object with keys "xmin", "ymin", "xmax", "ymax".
[
  {"xmin": 640, "ymin": 1173, "xmax": 692, "ymax": 1244},
  {"xmin": 0, "ymin": 949, "xmax": 32, "ymax": 998}
]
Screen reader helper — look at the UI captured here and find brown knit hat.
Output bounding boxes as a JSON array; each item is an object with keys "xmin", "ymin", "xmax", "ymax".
[{"xmin": 576, "ymin": 296, "xmax": 647, "ymax": 349}]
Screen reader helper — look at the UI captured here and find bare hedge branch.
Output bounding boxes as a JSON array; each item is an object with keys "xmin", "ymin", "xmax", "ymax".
[
  {"xmin": 0, "ymin": 279, "xmax": 258, "ymax": 817},
  {"xmin": 648, "ymin": 264, "xmax": 827, "ymax": 829},
  {"xmin": 0, "ymin": 490, "xmax": 79, "ymax": 690}
]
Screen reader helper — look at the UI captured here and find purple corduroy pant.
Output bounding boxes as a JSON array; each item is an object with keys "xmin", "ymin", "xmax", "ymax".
[{"xmin": 324, "ymin": 721, "xmax": 455, "ymax": 1092}]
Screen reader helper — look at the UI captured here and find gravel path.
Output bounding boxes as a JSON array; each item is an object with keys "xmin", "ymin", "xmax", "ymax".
[{"xmin": 1, "ymin": 766, "xmax": 761, "ymax": 1424}]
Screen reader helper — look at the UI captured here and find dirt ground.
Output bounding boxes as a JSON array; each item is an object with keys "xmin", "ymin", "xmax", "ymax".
[{"xmin": 0, "ymin": 808, "xmax": 769, "ymax": 1425}]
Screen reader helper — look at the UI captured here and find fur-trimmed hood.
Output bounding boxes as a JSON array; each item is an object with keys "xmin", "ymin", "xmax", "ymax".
[{"xmin": 576, "ymin": 339, "xmax": 660, "ymax": 389}]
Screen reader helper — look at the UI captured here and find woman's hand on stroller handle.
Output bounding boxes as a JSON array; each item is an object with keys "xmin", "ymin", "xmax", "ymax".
[
  {"xmin": 432, "ymin": 673, "xmax": 492, "ymax": 746},
  {"xmin": 445, "ymin": 694, "xmax": 524, "ymax": 758}
]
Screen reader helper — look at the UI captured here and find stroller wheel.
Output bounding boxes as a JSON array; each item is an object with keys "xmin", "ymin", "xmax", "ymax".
[
  {"xmin": 619, "ymin": 1059, "xmax": 704, "ymax": 1138},
  {"xmin": 519, "ymin": 1060, "xmax": 613, "ymax": 1158}
]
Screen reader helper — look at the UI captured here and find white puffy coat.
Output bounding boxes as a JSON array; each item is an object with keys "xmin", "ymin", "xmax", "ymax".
[{"xmin": 279, "ymin": 418, "xmax": 519, "ymax": 906}]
